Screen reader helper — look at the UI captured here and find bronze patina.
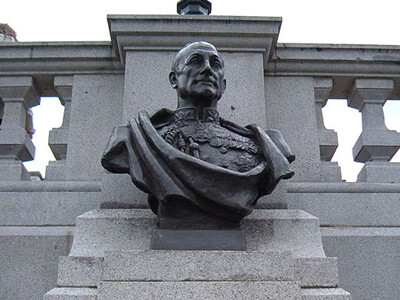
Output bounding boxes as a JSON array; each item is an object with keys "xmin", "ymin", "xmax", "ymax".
[{"xmin": 102, "ymin": 41, "xmax": 295, "ymax": 229}]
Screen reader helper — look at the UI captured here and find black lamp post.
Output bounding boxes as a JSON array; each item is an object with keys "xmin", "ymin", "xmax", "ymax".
[{"xmin": 177, "ymin": 0, "xmax": 212, "ymax": 15}]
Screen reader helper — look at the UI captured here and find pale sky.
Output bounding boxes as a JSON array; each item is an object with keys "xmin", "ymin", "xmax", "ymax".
[{"xmin": 1, "ymin": 0, "xmax": 399, "ymax": 181}]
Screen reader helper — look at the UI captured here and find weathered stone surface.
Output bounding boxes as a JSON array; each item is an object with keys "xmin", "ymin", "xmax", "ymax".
[
  {"xmin": 102, "ymin": 250, "xmax": 294, "ymax": 282},
  {"xmin": 287, "ymin": 182, "xmax": 400, "ymax": 226},
  {"xmin": 122, "ymin": 50, "xmax": 267, "ymax": 127},
  {"xmin": 44, "ymin": 288, "xmax": 97, "ymax": 300},
  {"xmin": 46, "ymin": 160, "xmax": 66, "ymax": 181},
  {"xmin": 98, "ymin": 281, "xmax": 301, "ymax": 300},
  {"xmin": 57, "ymin": 256, "xmax": 103, "ymax": 287},
  {"xmin": 68, "ymin": 209, "xmax": 156, "ymax": 257},
  {"xmin": 357, "ymin": 161, "xmax": 400, "ymax": 183},
  {"xmin": 294, "ymin": 257, "xmax": 338, "ymax": 287},
  {"xmin": 69, "ymin": 209, "xmax": 326, "ymax": 258},
  {"xmin": 0, "ymin": 160, "xmax": 31, "ymax": 181},
  {"xmin": 244, "ymin": 209, "xmax": 325, "ymax": 257},
  {"xmin": 108, "ymin": 15, "xmax": 281, "ymax": 64},
  {"xmin": 264, "ymin": 77, "xmax": 324, "ymax": 182},
  {"xmin": 0, "ymin": 181, "xmax": 101, "ymax": 225},
  {"xmin": 0, "ymin": 226, "xmax": 73, "ymax": 300},
  {"xmin": 100, "ymin": 173, "xmax": 147, "ymax": 209},
  {"xmin": 301, "ymin": 288, "xmax": 351, "ymax": 300},
  {"xmin": 322, "ymin": 227, "xmax": 400, "ymax": 300},
  {"xmin": 65, "ymin": 74, "xmax": 124, "ymax": 181}
]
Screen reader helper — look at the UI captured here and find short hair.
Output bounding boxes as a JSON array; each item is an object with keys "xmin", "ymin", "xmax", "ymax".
[{"xmin": 172, "ymin": 41, "xmax": 224, "ymax": 72}]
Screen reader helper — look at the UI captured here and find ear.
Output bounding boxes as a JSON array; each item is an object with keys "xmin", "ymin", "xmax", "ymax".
[
  {"xmin": 221, "ymin": 79, "xmax": 227, "ymax": 95},
  {"xmin": 169, "ymin": 71, "xmax": 178, "ymax": 89}
]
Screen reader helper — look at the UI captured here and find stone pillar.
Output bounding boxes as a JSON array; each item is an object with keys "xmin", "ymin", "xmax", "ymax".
[
  {"xmin": 314, "ymin": 78, "xmax": 341, "ymax": 181},
  {"xmin": 0, "ymin": 76, "xmax": 40, "ymax": 180},
  {"xmin": 45, "ymin": 76, "xmax": 73, "ymax": 180},
  {"xmin": 108, "ymin": 15, "xmax": 281, "ymax": 127},
  {"xmin": 348, "ymin": 79, "xmax": 400, "ymax": 183}
]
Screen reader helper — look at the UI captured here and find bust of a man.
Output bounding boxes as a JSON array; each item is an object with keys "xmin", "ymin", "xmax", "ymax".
[{"xmin": 102, "ymin": 41, "xmax": 294, "ymax": 229}]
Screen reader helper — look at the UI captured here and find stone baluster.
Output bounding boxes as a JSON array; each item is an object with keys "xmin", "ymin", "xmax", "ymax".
[
  {"xmin": 348, "ymin": 79, "xmax": 400, "ymax": 183},
  {"xmin": 0, "ymin": 76, "xmax": 40, "ymax": 180},
  {"xmin": 314, "ymin": 78, "xmax": 342, "ymax": 181},
  {"xmin": 45, "ymin": 76, "xmax": 73, "ymax": 180}
]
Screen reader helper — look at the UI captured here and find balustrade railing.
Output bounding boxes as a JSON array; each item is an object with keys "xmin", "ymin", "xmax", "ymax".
[
  {"xmin": 347, "ymin": 79, "xmax": 400, "ymax": 183},
  {"xmin": 45, "ymin": 76, "xmax": 73, "ymax": 180},
  {"xmin": 0, "ymin": 42, "xmax": 398, "ymax": 183},
  {"xmin": 0, "ymin": 76, "xmax": 39, "ymax": 180}
]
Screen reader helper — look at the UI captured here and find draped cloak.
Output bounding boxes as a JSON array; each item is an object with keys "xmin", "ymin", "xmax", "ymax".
[{"xmin": 101, "ymin": 109, "xmax": 295, "ymax": 222}]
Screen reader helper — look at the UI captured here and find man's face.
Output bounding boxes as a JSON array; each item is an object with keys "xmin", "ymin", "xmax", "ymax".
[{"xmin": 170, "ymin": 45, "xmax": 226, "ymax": 103}]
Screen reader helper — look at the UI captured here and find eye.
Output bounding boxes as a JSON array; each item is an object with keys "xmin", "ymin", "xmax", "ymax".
[
  {"xmin": 188, "ymin": 56, "xmax": 202, "ymax": 65},
  {"xmin": 211, "ymin": 59, "xmax": 222, "ymax": 69}
]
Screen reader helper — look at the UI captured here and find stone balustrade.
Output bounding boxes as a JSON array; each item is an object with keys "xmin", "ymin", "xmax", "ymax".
[
  {"xmin": 314, "ymin": 77, "xmax": 341, "ymax": 182},
  {"xmin": 0, "ymin": 43, "xmax": 398, "ymax": 183},
  {"xmin": 0, "ymin": 76, "xmax": 39, "ymax": 180},
  {"xmin": 348, "ymin": 79, "xmax": 400, "ymax": 183},
  {"xmin": 45, "ymin": 76, "xmax": 73, "ymax": 180}
]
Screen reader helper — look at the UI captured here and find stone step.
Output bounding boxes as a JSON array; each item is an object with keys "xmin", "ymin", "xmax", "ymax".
[
  {"xmin": 0, "ymin": 226, "xmax": 74, "ymax": 300},
  {"xmin": 98, "ymin": 281, "xmax": 301, "ymax": 300},
  {"xmin": 301, "ymin": 288, "xmax": 351, "ymax": 300},
  {"xmin": 57, "ymin": 256, "xmax": 103, "ymax": 287},
  {"xmin": 69, "ymin": 209, "xmax": 325, "ymax": 258},
  {"xmin": 44, "ymin": 288, "xmax": 98, "ymax": 300},
  {"xmin": 57, "ymin": 252, "xmax": 338, "ymax": 289},
  {"xmin": 243, "ymin": 209, "xmax": 325, "ymax": 257},
  {"xmin": 69, "ymin": 209, "xmax": 156, "ymax": 257},
  {"xmin": 295, "ymin": 257, "xmax": 338, "ymax": 287},
  {"xmin": 102, "ymin": 250, "xmax": 294, "ymax": 282}
]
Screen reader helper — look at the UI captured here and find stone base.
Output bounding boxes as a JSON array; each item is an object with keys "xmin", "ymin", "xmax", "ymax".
[
  {"xmin": 45, "ymin": 161, "xmax": 66, "ymax": 181},
  {"xmin": 44, "ymin": 209, "xmax": 350, "ymax": 299},
  {"xmin": 150, "ymin": 229, "xmax": 246, "ymax": 250},
  {"xmin": 44, "ymin": 288, "xmax": 97, "ymax": 300},
  {"xmin": 98, "ymin": 281, "xmax": 300, "ymax": 300},
  {"xmin": 357, "ymin": 161, "xmax": 400, "ymax": 183},
  {"xmin": 302, "ymin": 288, "xmax": 351, "ymax": 300},
  {"xmin": 0, "ymin": 160, "xmax": 31, "ymax": 181}
]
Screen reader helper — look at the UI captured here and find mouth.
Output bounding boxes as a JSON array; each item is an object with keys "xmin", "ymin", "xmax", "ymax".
[{"xmin": 196, "ymin": 79, "xmax": 216, "ymax": 86}]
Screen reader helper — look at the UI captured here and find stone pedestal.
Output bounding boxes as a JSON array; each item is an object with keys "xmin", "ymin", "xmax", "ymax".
[{"xmin": 44, "ymin": 209, "xmax": 351, "ymax": 299}]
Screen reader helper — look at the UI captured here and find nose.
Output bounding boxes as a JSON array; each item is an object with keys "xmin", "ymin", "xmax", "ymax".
[{"xmin": 200, "ymin": 59, "xmax": 212, "ymax": 74}]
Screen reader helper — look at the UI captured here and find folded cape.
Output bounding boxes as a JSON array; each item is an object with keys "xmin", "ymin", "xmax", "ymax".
[{"xmin": 102, "ymin": 110, "xmax": 294, "ymax": 221}]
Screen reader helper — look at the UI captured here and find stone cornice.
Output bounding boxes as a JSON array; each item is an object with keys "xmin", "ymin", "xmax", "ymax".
[
  {"xmin": 0, "ymin": 42, "xmax": 123, "ymax": 96},
  {"xmin": 0, "ymin": 42, "xmax": 122, "ymax": 74},
  {"xmin": 107, "ymin": 15, "xmax": 282, "ymax": 64},
  {"xmin": 266, "ymin": 43, "xmax": 400, "ymax": 99},
  {"xmin": 1, "ymin": 41, "xmax": 400, "ymax": 98}
]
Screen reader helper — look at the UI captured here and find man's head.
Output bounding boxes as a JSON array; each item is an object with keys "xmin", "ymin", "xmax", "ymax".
[{"xmin": 169, "ymin": 41, "xmax": 226, "ymax": 107}]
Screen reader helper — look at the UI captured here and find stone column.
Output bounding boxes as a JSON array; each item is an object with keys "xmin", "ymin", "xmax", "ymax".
[
  {"xmin": 348, "ymin": 79, "xmax": 400, "ymax": 183},
  {"xmin": 0, "ymin": 76, "xmax": 40, "ymax": 180},
  {"xmin": 314, "ymin": 78, "xmax": 341, "ymax": 181},
  {"xmin": 46, "ymin": 76, "xmax": 73, "ymax": 180}
]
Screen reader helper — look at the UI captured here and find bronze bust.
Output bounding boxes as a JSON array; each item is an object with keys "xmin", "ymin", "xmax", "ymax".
[{"xmin": 102, "ymin": 41, "xmax": 294, "ymax": 229}]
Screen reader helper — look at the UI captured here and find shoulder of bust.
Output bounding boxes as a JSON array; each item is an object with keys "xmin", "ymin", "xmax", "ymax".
[
  {"xmin": 150, "ymin": 108, "xmax": 175, "ymax": 129},
  {"xmin": 220, "ymin": 117, "xmax": 254, "ymax": 137}
]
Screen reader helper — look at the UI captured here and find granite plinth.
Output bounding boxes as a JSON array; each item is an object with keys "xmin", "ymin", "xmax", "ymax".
[
  {"xmin": 98, "ymin": 281, "xmax": 301, "ymax": 300},
  {"xmin": 48, "ymin": 208, "xmax": 344, "ymax": 300},
  {"xmin": 150, "ymin": 229, "xmax": 246, "ymax": 250},
  {"xmin": 102, "ymin": 250, "xmax": 294, "ymax": 282}
]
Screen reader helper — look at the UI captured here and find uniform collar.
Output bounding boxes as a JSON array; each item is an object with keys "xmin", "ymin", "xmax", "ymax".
[{"xmin": 174, "ymin": 107, "xmax": 220, "ymax": 124}]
